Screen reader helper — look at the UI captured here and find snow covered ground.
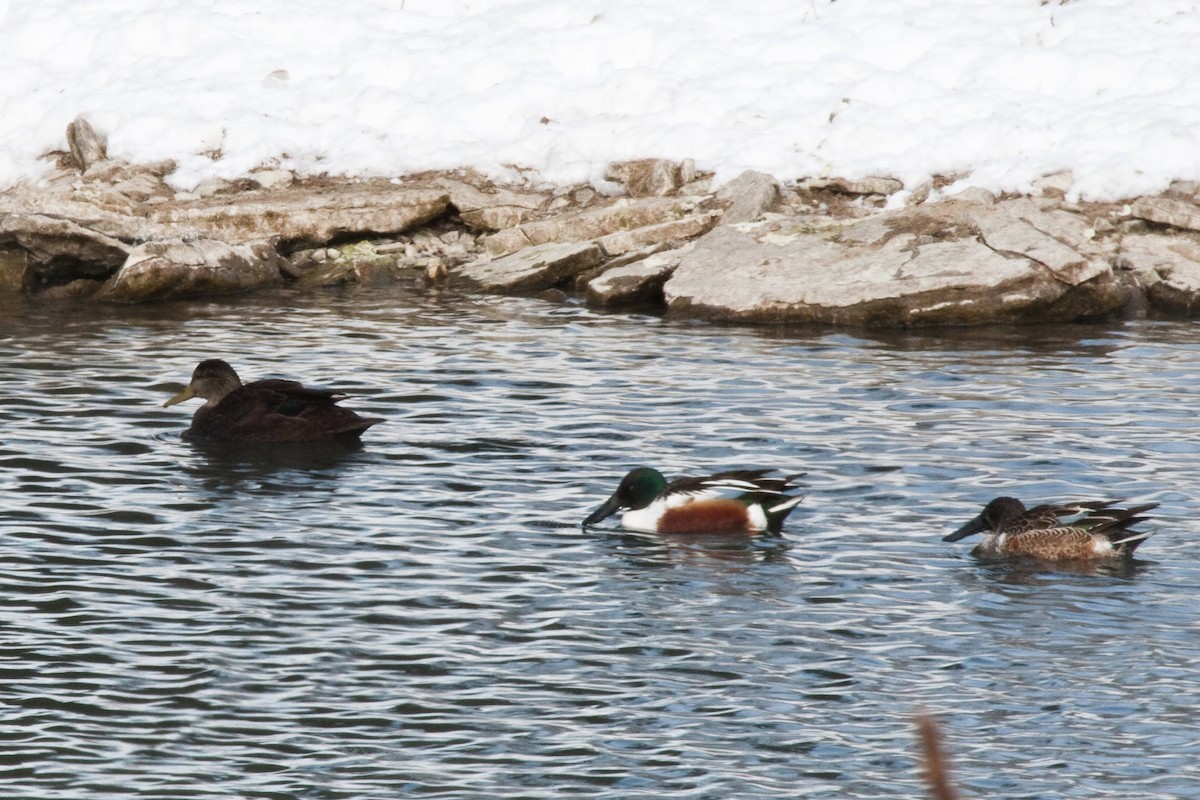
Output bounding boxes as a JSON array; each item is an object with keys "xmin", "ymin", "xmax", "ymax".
[{"xmin": 5, "ymin": 0, "xmax": 1200, "ymax": 202}]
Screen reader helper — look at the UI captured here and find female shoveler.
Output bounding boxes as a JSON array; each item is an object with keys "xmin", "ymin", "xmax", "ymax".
[
  {"xmin": 582, "ymin": 467, "xmax": 805, "ymax": 535},
  {"xmin": 943, "ymin": 496, "xmax": 1158, "ymax": 560}
]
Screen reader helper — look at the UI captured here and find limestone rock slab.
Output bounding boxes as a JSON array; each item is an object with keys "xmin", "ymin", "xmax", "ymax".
[
  {"xmin": 0, "ymin": 213, "xmax": 132, "ymax": 282},
  {"xmin": 595, "ymin": 213, "xmax": 717, "ymax": 255},
  {"xmin": 97, "ymin": 239, "xmax": 285, "ymax": 302},
  {"xmin": 149, "ymin": 186, "xmax": 450, "ymax": 242},
  {"xmin": 66, "ymin": 116, "xmax": 108, "ymax": 170},
  {"xmin": 717, "ymin": 170, "xmax": 781, "ymax": 224},
  {"xmin": 1118, "ymin": 233, "xmax": 1200, "ymax": 314},
  {"xmin": 664, "ymin": 219, "xmax": 1125, "ymax": 327},
  {"xmin": 605, "ymin": 159, "xmax": 681, "ymax": 197},
  {"xmin": 803, "ymin": 176, "xmax": 904, "ymax": 196},
  {"xmin": 441, "ymin": 178, "xmax": 549, "ymax": 232},
  {"xmin": 249, "ymin": 169, "xmax": 295, "ymax": 190},
  {"xmin": 438, "ymin": 178, "xmax": 549, "ymax": 213},
  {"xmin": 971, "ymin": 205, "xmax": 1101, "ymax": 284},
  {"xmin": 460, "ymin": 206, "xmax": 539, "ymax": 232},
  {"xmin": 459, "ymin": 241, "xmax": 604, "ymax": 293},
  {"xmin": 587, "ymin": 244, "xmax": 693, "ymax": 307},
  {"xmin": 1131, "ymin": 197, "xmax": 1200, "ymax": 232},
  {"xmin": 485, "ymin": 197, "xmax": 704, "ymax": 257}
]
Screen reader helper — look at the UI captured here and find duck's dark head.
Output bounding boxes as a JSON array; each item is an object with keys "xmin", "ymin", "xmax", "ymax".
[
  {"xmin": 164, "ymin": 359, "xmax": 243, "ymax": 408},
  {"xmin": 943, "ymin": 496, "xmax": 1026, "ymax": 542},
  {"xmin": 582, "ymin": 467, "xmax": 668, "ymax": 527}
]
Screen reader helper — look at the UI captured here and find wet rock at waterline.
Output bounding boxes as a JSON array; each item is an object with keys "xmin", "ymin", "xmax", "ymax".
[
  {"xmin": 1118, "ymin": 234, "xmax": 1200, "ymax": 314},
  {"xmin": 0, "ymin": 250, "xmax": 27, "ymax": 293},
  {"xmin": 13, "ymin": 117, "xmax": 1200, "ymax": 324},
  {"xmin": 0, "ymin": 213, "xmax": 132, "ymax": 284},
  {"xmin": 586, "ymin": 244, "xmax": 693, "ymax": 308},
  {"xmin": 662, "ymin": 204, "xmax": 1128, "ymax": 326},
  {"xmin": 0, "ymin": 213, "xmax": 132, "ymax": 270},
  {"xmin": 288, "ymin": 241, "xmax": 414, "ymax": 289},
  {"xmin": 96, "ymin": 239, "xmax": 286, "ymax": 302}
]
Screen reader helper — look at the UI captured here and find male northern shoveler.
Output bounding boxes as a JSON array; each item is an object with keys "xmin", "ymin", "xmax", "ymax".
[
  {"xmin": 582, "ymin": 467, "xmax": 805, "ymax": 535},
  {"xmin": 943, "ymin": 496, "xmax": 1158, "ymax": 560},
  {"xmin": 164, "ymin": 359, "xmax": 383, "ymax": 443}
]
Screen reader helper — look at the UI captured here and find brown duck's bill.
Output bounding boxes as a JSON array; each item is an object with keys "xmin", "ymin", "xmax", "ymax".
[
  {"xmin": 582, "ymin": 494, "xmax": 623, "ymax": 527},
  {"xmin": 943, "ymin": 514, "xmax": 987, "ymax": 542},
  {"xmin": 163, "ymin": 384, "xmax": 195, "ymax": 407}
]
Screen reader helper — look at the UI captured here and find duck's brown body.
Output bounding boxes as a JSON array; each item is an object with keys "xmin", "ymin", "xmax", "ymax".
[{"xmin": 165, "ymin": 360, "xmax": 383, "ymax": 443}]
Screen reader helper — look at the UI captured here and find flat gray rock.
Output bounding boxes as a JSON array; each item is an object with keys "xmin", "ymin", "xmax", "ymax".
[
  {"xmin": 972, "ymin": 205, "xmax": 1101, "ymax": 284},
  {"xmin": 0, "ymin": 213, "xmax": 132, "ymax": 282},
  {"xmin": 438, "ymin": 178, "xmax": 549, "ymax": 213},
  {"xmin": 1131, "ymin": 196, "xmax": 1200, "ymax": 232},
  {"xmin": 66, "ymin": 116, "xmax": 107, "ymax": 170},
  {"xmin": 586, "ymin": 244, "xmax": 693, "ymax": 307},
  {"xmin": 716, "ymin": 170, "xmax": 781, "ymax": 224},
  {"xmin": 1119, "ymin": 233, "xmax": 1200, "ymax": 313},
  {"xmin": 803, "ymin": 176, "xmax": 904, "ymax": 196},
  {"xmin": 485, "ymin": 197, "xmax": 706, "ymax": 257},
  {"xmin": 664, "ymin": 206, "xmax": 1126, "ymax": 326},
  {"xmin": 595, "ymin": 213, "xmax": 717, "ymax": 255},
  {"xmin": 97, "ymin": 239, "xmax": 285, "ymax": 302},
  {"xmin": 459, "ymin": 241, "xmax": 604, "ymax": 293},
  {"xmin": 605, "ymin": 159, "xmax": 681, "ymax": 197},
  {"xmin": 150, "ymin": 185, "xmax": 450, "ymax": 242}
]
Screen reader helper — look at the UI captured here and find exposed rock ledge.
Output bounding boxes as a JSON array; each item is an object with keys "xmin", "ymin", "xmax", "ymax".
[{"xmin": 7, "ymin": 120, "xmax": 1200, "ymax": 327}]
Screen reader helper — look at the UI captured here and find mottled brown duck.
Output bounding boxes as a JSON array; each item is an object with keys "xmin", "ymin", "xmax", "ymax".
[
  {"xmin": 943, "ymin": 496, "xmax": 1158, "ymax": 561},
  {"xmin": 163, "ymin": 359, "xmax": 383, "ymax": 443}
]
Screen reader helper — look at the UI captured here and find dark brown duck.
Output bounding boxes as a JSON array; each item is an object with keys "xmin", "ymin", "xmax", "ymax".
[{"xmin": 164, "ymin": 359, "xmax": 383, "ymax": 443}]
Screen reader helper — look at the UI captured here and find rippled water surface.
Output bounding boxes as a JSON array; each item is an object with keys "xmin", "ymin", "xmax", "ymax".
[{"xmin": 3, "ymin": 285, "xmax": 1200, "ymax": 799}]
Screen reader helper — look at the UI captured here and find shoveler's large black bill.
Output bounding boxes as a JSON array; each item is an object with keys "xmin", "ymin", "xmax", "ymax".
[
  {"xmin": 943, "ymin": 514, "xmax": 987, "ymax": 542},
  {"xmin": 582, "ymin": 493, "xmax": 623, "ymax": 527}
]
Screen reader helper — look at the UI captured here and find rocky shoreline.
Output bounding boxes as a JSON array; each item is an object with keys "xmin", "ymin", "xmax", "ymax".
[{"xmin": 5, "ymin": 118, "xmax": 1200, "ymax": 327}]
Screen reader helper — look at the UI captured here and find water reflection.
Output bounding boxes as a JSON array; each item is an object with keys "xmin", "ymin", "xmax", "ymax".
[
  {"xmin": 183, "ymin": 436, "xmax": 372, "ymax": 474},
  {"xmin": 1, "ymin": 287, "xmax": 1199, "ymax": 798},
  {"xmin": 598, "ymin": 528, "xmax": 795, "ymax": 568},
  {"xmin": 951, "ymin": 553, "xmax": 1151, "ymax": 582}
]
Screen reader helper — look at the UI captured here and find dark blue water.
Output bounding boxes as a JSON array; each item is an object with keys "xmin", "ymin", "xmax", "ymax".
[{"xmin": 1, "ymin": 286, "xmax": 1198, "ymax": 799}]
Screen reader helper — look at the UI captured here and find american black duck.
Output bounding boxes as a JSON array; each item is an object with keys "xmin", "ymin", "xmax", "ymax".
[{"xmin": 163, "ymin": 359, "xmax": 383, "ymax": 443}]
